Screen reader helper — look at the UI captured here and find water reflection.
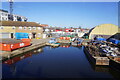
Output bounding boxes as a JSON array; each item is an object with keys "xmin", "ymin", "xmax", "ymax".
[
  {"xmin": 90, "ymin": 65, "xmax": 120, "ymax": 80},
  {"xmin": 3, "ymin": 48, "xmax": 43, "ymax": 65},
  {"xmin": 2, "ymin": 46, "xmax": 120, "ymax": 79},
  {"xmin": 83, "ymin": 46, "xmax": 120, "ymax": 80},
  {"xmin": 60, "ymin": 43, "xmax": 71, "ymax": 48}
]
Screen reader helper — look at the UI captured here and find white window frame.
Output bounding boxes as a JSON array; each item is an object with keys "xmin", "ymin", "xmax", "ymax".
[
  {"xmin": 28, "ymin": 27, "xmax": 32, "ymax": 30},
  {"xmin": 19, "ymin": 26, "xmax": 22, "ymax": 29},
  {"xmin": 33, "ymin": 27, "xmax": 36, "ymax": 30},
  {"xmin": 37, "ymin": 27, "xmax": 41, "ymax": 30},
  {"xmin": 12, "ymin": 26, "xmax": 16, "ymax": 29},
  {"xmin": 24, "ymin": 26, "xmax": 27, "ymax": 30},
  {"xmin": 0, "ymin": 26, "xmax": 4, "ymax": 29}
]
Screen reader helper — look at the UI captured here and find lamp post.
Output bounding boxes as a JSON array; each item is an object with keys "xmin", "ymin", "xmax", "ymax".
[{"xmin": 8, "ymin": 0, "xmax": 14, "ymax": 21}]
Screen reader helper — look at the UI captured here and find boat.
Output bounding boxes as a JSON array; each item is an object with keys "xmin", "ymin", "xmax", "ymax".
[
  {"xmin": 108, "ymin": 56, "xmax": 120, "ymax": 72},
  {"xmin": 46, "ymin": 38, "xmax": 60, "ymax": 47},
  {"xmin": 50, "ymin": 43, "xmax": 60, "ymax": 47},
  {"xmin": 71, "ymin": 38, "xmax": 83, "ymax": 47},
  {"xmin": 84, "ymin": 46, "xmax": 109, "ymax": 66}
]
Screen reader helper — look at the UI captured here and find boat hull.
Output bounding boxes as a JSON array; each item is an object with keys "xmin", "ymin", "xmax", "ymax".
[
  {"xmin": 84, "ymin": 46, "xmax": 109, "ymax": 66},
  {"xmin": 71, "ymin": 42, "xmax": 82, "ymax": 47},
  {"xmin": 46, "ymin": 43, "xmax": 60, "ymax": 47},
  {"xmin": 109, "ymin": 57, "xmax": 120, "ymax": 72}
]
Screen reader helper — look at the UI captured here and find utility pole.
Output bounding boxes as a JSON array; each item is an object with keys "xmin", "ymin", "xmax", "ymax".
[{"xmin": 8, "ymin": 0, "xmax": 14, "ymax": 21}]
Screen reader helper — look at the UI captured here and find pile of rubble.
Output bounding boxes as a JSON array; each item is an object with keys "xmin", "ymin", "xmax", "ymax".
[{"xmin": 86, "ymin": 40, "xmax": 120, "ymax": 57}]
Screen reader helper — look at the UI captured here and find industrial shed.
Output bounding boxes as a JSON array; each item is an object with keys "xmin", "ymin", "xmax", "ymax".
[{"xmin": 89, "ymin": 24, "xmax": 119, "ymax": 39}]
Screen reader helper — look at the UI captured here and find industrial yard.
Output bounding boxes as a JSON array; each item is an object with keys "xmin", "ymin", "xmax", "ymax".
[{"xmin": 1, "ymin": 1, "xmax": 120, "ymax": 80}]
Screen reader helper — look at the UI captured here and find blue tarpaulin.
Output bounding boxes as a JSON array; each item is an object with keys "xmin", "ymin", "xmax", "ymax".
[
  {"xmin": 109, "ymin": 38, "xmax": 120, "ymax": 44},
  {"xmin": 96, "ymin": 37, "xmax": 106, "ymax": 41}
]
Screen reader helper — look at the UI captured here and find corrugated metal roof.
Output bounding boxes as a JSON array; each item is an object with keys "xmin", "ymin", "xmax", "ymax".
[
  {"xmin": 0, "ymin": 38, "xmax": 22, "ymax": 44},
  {"xmin": 118, "ymin": 28, "xmax": 120, "ymax": 33},
  {"xmin": 1, "ymin": 21, "xmax": 43, "ymax": 27}
]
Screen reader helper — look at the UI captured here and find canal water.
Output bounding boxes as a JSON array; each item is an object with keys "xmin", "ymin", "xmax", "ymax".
[{"xmin": 2, "ymin": 46, "xmax": 120, "ymax": 79}]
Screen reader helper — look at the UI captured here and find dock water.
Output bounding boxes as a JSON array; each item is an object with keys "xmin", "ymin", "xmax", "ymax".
[
  {"xmin": 1, "ymin": 38, "xmax": 71, "ymax": 61},
  {"xmin": 1, "ymin": 38, "xmax": 120, "ymax": 67}
]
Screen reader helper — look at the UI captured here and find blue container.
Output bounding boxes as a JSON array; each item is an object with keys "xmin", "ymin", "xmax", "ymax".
[{"xmin": 15, "ymin": 32, "xmax": 29, "ymax": 39}]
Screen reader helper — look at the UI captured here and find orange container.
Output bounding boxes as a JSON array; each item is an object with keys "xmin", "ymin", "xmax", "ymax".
[
  {"xmin": 0, "ymin": 41, "xmax": 31, "ymax": 51},
  {"xmin": 65, "ymin": 37, "xmax": 69, "ymax": 40},
  {"xmin": 68, "ymin": 37, "xmax": 71, "ymax": 40},
  {"xmin": 0, "ymin": 38, "xmax": 31, "ymax": 51},
  {"xmin": 11, "ymin": 43, "xmax": 21, "ymax": 50},
  {"xmin": 21, "ymin": 38, "xmax": 31, "ymax": 42},
  {"xmin": 63, "ymin": 37, "xmax": 66, "ymax": 40},
  {"xmin": 0, "ymin": 43, "xmax": 11, "ymax": 51},
  {"xmin": 67, "ymin": 37, "xmax": 71, "ymax": 40},
  {"xmin": 65, "ymin": 37, "xmax": 67, "ymax": 40},
  {"xmin": 23, "ymin": 41, "xmax": 31, "ymax": 47},
  {"xmin": 59, "ymin": 37, "xmax": 62, "ymax": 39},
  {"xmin": 61, "ymin": 37, "xmax": 63, "ymax": 39}
]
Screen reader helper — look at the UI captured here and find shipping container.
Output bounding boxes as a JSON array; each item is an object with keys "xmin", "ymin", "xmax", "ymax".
[
  {"xmin": 15, "ymin": 32, "xmax": 29, "ymax": 39},
  {"xmin": 21, "ymin": 38, "xmax": 31, "ymax": 42},
  {"xmin": 0, "ymin": 38, "xmax": 31, "ymax": 51},
  {"xmin": 65, "ymin": 37, "xmax": 71, "ymax": 40}
]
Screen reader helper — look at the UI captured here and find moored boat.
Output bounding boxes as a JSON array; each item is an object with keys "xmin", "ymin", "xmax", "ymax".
[
  {"xmin": 50, "ymin": 43, "xmax": 60, "ymax": 47},
  {"xmin": 71, "ymin": 38, "xmax": 83, "ymax": 47},
  {"xmin": 108, "ymin": 56, "xmax": 120, "ymax": 72},
  {"xmin": 46, "ymin": 38, "xmax": 60, "ymax": 47}
]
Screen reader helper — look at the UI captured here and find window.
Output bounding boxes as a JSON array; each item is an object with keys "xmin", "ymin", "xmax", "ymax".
[
  {"xmin": 5, "ymin": 14, "xmax": 7, "ymax": 16},
  {"xmin": 0, "ymin": 26, "xmax": 4, "ymax": 29},
  {"xmin": 19, "ymin": 26, "xmax": 22, "ymax": 29},
  {"xmin": 38, "ymin": 27, "xmax": 41, "ymax": 30},
  {"xmin": 33, "ymin": 27, "xmax": 36, "ymax": 30},
  {"xmin": 24, "ymin": 26, "xmax": 27, "ymax": 30},
  {"xmin": 12, "ymin": 26, "xmax": 16, "ymax": 29},
  {"xmin": 5, "ymin": 18, "xmax": 7, "ymax": 20},
  {"xmin": 2, "ymin": 13, "xmax": 4, "ymax": 16},
  {"xmin": 28, "ymin": 27, "xmax": 32, "ymax": 30},
  {"xmin": 2, "ymin": 17, "xmax": 4, "ymax": 21}
]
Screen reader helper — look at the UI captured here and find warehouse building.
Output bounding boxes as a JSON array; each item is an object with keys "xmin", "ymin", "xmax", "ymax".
[
  {"xmin": 0, "ymin": 21, "xmax": 43, "ymax": 39},
  {"xmin": 89, "ymin": 24, "xmax": 119, "ymax": 39}
]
